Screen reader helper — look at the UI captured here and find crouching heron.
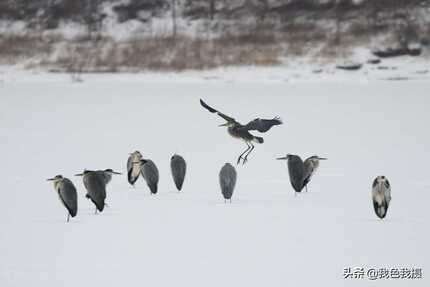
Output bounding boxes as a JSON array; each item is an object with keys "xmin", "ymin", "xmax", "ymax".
[
  {"xmin": 75, "ymin": 169, "xmax": 121, "ymax": 214},
  {"xmin": 127, "ymin": 151, "xmax": 143, "ymax": 187},
  {"xmin": 372, "ymin": 176, "xmax": 391, "ymax": 219},
  {"xmin": 140, "ymin": 159, "xmax": 159, "ymax": 194},
  {"xmin": 47, "ymin": 175, "xmax": 78, "ymax": 222},
  {"xmin": 303, "ymin": 155, "xmax": 327, "ymax": 192},
  {"xmin": 170, "ymin": 154, "xmax": 186, "ymax": 191},
  {"xmin": 200, "ymin": 99, "xmax": 282, "ymax": 165},
  {"xmin": 219, "ymin": 163, "xmax": 237, "ymax": 203}
]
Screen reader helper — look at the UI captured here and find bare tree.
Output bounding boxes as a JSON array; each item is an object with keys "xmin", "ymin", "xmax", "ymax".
[
  {"xmin": 83, "ymin": 0, "xmax": 103, "ymax": 40},
  {"xmin": 172, "ymin": 0, "xmax": 177, "ymax": 38},
  {"xmin": 209, "ymin": 0, "xmax": 215, "ymax": 21}
]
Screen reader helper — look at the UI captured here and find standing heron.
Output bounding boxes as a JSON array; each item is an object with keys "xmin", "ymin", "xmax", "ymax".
[
  {"xmin": 47, "ymin": 175, "xmax": 78, "ymax": 222},
  {"xmin": 200, "ymin": 99, "xmax": 282, "ymax": 165},
  {"xmin": 127, "ymin": 151, "xmax": 143, "ymax": 187},
  {"xmin": 303, "ymin": 156, "xmax": 327, "ymax": 192},
  {"xmin": 170, "ymin": 154, "xmax": 186, "ymax": 191},
  {"xmin": 75, "ymin": 170, "xmax": 105, "ymax": 213},
  {"xmin": 140, "ymin": 159, "xmax": 159, "ymax": 194},
  {"xmin": 75, "ymin": 169, "xmax": 120, "ymax": 214},
  {"xmin": 372, "ymin": 176, "xmax": 391, "ymax": 219},
  {"xmin": 219, "ymin": 163, "xmax": 237, "ymax": 203},
  {"xmin": 277, "ymin": 154, "xmax": 305, "ymax": 196}
]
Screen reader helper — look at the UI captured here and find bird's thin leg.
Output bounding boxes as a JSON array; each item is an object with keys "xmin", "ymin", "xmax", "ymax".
[
  {"xmin": 230, "ymin": 199, "xmax": 232, "ymax": 203},
  {"xmin": 243, "ymin": 143, "xmax": 255, "ymax": 164},
  {"xmin": 67, "ymin": 213, "xmax": 70, "ymax": 222},
  {"xmin": 224, "ymin": 199, "xmax": 226, "ymax": 204},
  {"xmin": 305, "ymin": 185, "xmax": 308, "ymax": 192},
  {"xmin": 294, "ymin": 192, "xmax": 297, "ymax": 197},
  {"xmin": 95, "ymin": 207, "xmax": 97, "ymax": 214},
  {"xmin": 237, "ymin": 142, "xmax": 251, "ymax": 165}
]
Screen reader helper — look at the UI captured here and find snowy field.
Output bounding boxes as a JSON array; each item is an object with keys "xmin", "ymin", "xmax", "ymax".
[{"xmin": 0, "ymin": 76, "xmax": 429, "ymax": 286}]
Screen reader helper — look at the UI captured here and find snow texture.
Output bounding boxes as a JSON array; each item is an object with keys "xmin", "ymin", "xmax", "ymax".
[{"xmin": 0, "ymin": 77, "xmax": 429, "ymax": 286}]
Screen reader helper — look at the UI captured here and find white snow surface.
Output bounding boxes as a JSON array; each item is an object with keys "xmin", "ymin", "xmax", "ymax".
[{"xmin": 0, "ymin": 76, "xmax": 429, "ymax": 286}]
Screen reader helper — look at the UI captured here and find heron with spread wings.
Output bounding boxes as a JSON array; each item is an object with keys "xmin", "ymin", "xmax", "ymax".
[{"xmin": 200, "ymin": 99, "xmax": 282, "ymax": 164}]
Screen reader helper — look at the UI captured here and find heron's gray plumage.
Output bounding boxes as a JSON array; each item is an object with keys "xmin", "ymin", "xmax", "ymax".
[
  {"xmin": 244, "ymin": 117, "xmax": 282, "ymax": 133},
  {"xmin": 170, "ymin": 154, "xmax": 186, "ymax": 191},
  {"xmin": 47, "ymin": 175, "xmax": 78, "ymax": 222},
  {"xmin": 141, "ymin": 159, "xmax": 159, "ymax": 194},
  {"xmin": 127, "ymin": 151, "xmax": 142, "ymax": 186},
  {"xmin": 372, "ymin": 176, "xmax": 391, "ymax": 219},
  {"xmin": 97, "ymin": 169, "xmax": 120, "ymax": 185},
  {"xmin": 76, "ymin": 170, "xmax": 106, "ymax": 212},
  {"xmin": 277, "ymin": 154, "xmax": 305, "ymax": 194},
  {"xmin": 200, "ymin": 99, "xmax": 282, "ymax": 164},
  {"xmin": 219, "ymin": 163, "xmax": 237, "ymax": 202},
  {"xmin": 302, "ymin": 155, "xmax": 327, "ymax": 192}
]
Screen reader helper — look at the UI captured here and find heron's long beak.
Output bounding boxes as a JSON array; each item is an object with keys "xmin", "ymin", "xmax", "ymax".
[
  {"xmin": 111, "ymin": 171, "xmax": 122, "ymax": 175},
  {"xmin": 74, "ymin": 173, "xmax": 84, "ymax": 176},
  {"xmin": 46, "ymin": 178, "xmax": 55, "ymax": 181},
  {"xmin": 318, "ymin": 157, "xmax": 328, "ymax": 160},
  {"xmin": 277, "ymin": 156, "xmax": 288, "ymax": 160},
  {"xmin": 219, "ymin": 122, "xmax": 229, "ymax": 127}
]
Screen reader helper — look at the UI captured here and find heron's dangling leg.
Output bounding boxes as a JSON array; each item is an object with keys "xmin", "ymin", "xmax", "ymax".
[
  {"xmin": 95, "ymin": 207, "xmax": 98, "ymax": 214},
  {"xmin": 230, "ymin": 199, "xmax": 232, "ymax": 203},
  {"xmin": 243, "ymin": 143, "xmax": 255, "ymax": 165},
  {"xmin": 224, "ymin": 199, "xmax": 226, "ymax": 204},
  {"xmin": 305, "ymin": 185, "xmax": 308, "ymax": 192},
  {"xmin": 237, "ymin": 142, "xmax": 251, "ymax": 165},
  {"xmin": 67, "ymin": 213, "xmax": 70, "ymax": 222}
]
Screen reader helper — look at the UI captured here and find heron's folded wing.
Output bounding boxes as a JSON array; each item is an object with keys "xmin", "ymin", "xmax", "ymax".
[
  {"xmin": 245, "ymin": 117, "xmax": 282, "ymax": 132},
  {"xmin": 127, "ymin": 156, "xmax": 133, "ymax": 173},
  {"xmin": 302, "ymin": 159, "xmax": 314, "ymax": 186},
  {"xmin": 200, "ymin": 99, "xmax": 236, "ymax": 123}
]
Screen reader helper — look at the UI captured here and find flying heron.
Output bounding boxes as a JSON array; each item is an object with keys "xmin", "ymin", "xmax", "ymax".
[
  {"xmin": 127, "ymin": 151, "xmax": 143, "ymax": 187},
  {"xmin": 303, "ymin": 155, "xmax": 327, "ymax": 192},
  {"xmin": 140, "ymin": 159, "xmax": 159, "ymax": 194},
  {"xmin": 170, "ymin": 154, "xmax": 186, "ymax": 191},
  {"xmin": 47, "ymin": 175, "xmax": 78, "ymax": 222},
  {"xmin": 277, "ymin": 154, "xmax": 305, "ymax": 196},
  {"xmin": 75, "ymin": 169, "xmax": 121, "ymax": 214},
  {"xmin": 200, "ymin": 99, "xmax": 282, "ymax": 165},
  {"xmin": 372, "ymin": 176, "xmax": 391, "ymax": 219},
  {"xmin": 219, "ymin": 163, "xmax": 237, "ymax": 203}
]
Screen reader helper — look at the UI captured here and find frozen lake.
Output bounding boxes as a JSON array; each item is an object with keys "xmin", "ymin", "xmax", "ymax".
[{"xmin": 0, "ymin": 79, "xmax": 428, "ymax": 286}]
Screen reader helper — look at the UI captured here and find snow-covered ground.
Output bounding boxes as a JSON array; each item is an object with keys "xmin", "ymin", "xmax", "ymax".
[
  {"xmin": 0, "ymin": 77, "xmax": 429, "ymax": 286},
  {"xmin": 1, "ymin": 52, "xmax": 429, "ymax": 84}
]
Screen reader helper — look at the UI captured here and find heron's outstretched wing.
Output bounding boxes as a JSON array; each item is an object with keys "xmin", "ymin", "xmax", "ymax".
[
  {"xmin": 244, "ymin": 117, "xmax": 282, "ymax": 133},
  {"xmin": 200, "ymin": 99, "xmax": 236, "ymax": 123}
]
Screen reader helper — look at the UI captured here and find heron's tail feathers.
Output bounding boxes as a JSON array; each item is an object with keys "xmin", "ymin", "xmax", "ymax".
[
  {"xmin": 148, "ymin": 183, "xmax": 158, "ymax": 194},
  {"xmin": 373, "ymin": 200, "xmax": 388, "ymax": 219},
  {"xmin": 69, "ymin": 207, "xmax": 77, "ymax": 217},
  {"xmin": 253, "ymin": 136, "xmax": 264, "ymax": 144}
]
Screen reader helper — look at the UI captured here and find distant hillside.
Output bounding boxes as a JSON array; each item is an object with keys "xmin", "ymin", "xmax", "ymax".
[{"xmin": 0, "ymin": 0, "xmax": 429, "ymax": 72}]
